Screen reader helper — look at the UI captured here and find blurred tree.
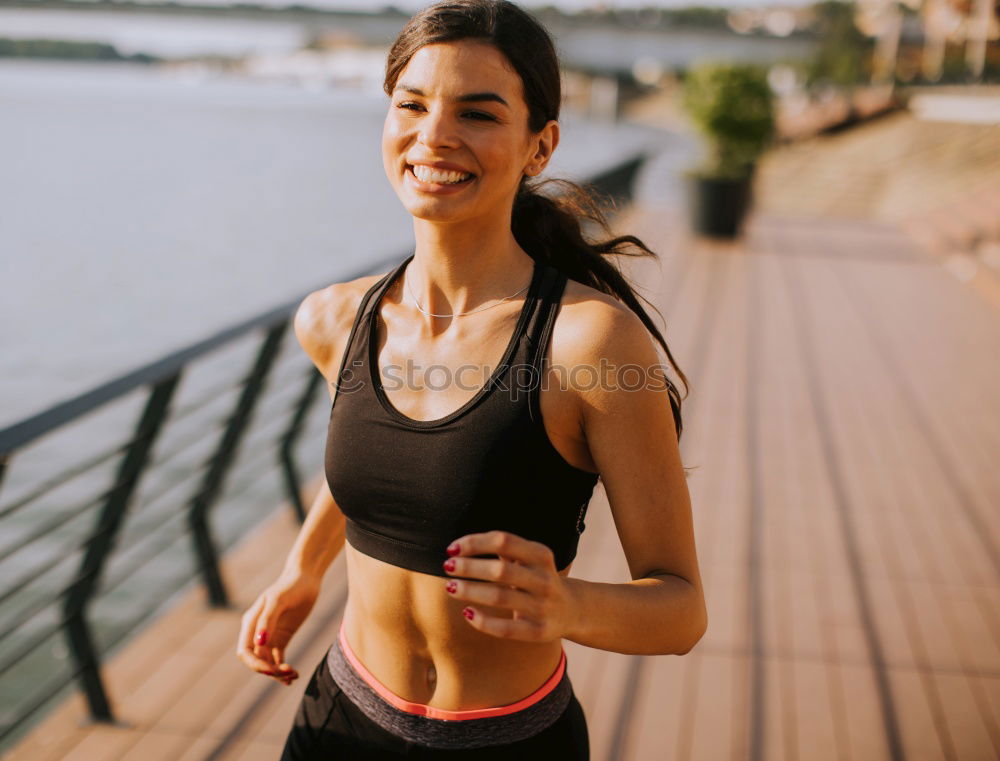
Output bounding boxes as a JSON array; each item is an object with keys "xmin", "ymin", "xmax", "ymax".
[
  {"xmin": 681, "ymin": 62, "xmax": 777, "ymax": 179},
  {"xmin": 804, "ymin": 0, "xmax": 876, "ymax": 89}
]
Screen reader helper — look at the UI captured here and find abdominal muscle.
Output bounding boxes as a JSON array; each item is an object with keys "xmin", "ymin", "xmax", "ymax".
[{"xmin": 340, "ymin": 541, "xmax": 570, "ymax": 711}]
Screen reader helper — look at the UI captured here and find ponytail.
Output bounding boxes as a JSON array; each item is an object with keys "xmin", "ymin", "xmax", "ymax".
[{"xmin": 512, "ymin": 176, "xmax": 689, "ymax": 442}]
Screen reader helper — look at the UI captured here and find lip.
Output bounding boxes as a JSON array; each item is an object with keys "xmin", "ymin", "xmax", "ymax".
[{"xmin": 405, "ymin": 164, "xmax": 477, "ymax": 195}]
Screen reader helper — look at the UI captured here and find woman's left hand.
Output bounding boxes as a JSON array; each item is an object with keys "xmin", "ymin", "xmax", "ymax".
[{"xmin": 442, "ymin": 531, "xmax": 578, "ymax": 642}]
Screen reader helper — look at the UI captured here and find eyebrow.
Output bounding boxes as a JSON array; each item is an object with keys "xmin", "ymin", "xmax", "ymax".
[{"xmin": 393, "ymin": 84, "xmax": 510, "ymax": 109}]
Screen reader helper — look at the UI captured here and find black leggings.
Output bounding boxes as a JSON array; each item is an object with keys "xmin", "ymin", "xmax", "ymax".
[{"xmin": 279, "ymin": 653, "xmax": 591, "ymax": 760}]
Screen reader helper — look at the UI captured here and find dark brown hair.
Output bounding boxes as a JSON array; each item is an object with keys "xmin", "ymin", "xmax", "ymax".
[{"xmin": 384, "ymin": 0, "xmax": 689, "ymax": 441}]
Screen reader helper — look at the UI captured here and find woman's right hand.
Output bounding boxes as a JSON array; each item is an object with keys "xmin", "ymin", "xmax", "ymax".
[{"xmin": 236, "ymin": 571, "xmax": 321, "ymax": 686}]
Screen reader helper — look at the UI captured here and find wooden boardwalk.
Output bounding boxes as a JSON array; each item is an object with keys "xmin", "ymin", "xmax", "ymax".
[{"xmin": 6, "ymin": 198, "xmax": 1000, "ymax": 760}]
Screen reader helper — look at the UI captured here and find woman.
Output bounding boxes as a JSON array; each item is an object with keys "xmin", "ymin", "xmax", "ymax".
[{"xmin": 236, "ymin": 1, "xmax": 706, "ymax": 757}]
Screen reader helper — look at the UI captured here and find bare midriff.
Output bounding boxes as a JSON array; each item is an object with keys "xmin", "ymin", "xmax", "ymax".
[{"xmin": 341, "ymin": 543, "xmax": 572, "ymax": 712}]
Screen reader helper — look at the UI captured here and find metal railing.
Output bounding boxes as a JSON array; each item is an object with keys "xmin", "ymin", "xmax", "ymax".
[{"xmin": 0, "ymin": 152, "xmax": 648, "ymax": 751}]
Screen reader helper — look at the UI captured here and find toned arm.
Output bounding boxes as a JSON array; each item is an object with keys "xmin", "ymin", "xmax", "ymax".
[
  {"xmin": 558, "ymin": 297, "xmax": 707, "ymax": 655},
  {"xmin": 279, "ymin": 284, "xmax": 353, "ymax": 585}
]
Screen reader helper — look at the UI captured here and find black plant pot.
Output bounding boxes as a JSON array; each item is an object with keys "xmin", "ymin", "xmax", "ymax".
[{"xmin": 685, "ymin": 168, "xmax": 755, "ymax": 239}]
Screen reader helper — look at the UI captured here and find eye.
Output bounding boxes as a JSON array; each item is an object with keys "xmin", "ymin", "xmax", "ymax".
[{"xmin": 395, "ymin": 102, "xmax": 497, "ymax": 122}]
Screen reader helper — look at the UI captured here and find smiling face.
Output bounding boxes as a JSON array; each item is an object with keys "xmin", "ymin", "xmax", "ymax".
[{"xmin": 382, "ymin": 39, "xmax": 558, "ymax": 225}]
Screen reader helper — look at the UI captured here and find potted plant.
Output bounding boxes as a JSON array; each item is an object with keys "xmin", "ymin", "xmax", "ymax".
[{"xmin": 681, "ymin": 61, "xmax": 776, "ymax": 238}]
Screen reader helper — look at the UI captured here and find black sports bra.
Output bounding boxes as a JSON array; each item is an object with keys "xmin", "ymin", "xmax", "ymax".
[{"xmin": 324, "ymin": 253, "xmax": 600, "ymax": 578}]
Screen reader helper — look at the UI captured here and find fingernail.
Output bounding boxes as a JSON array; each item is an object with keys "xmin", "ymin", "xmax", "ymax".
[
  {"xmin": 462, "ymin": 607, "xmax": 475, "ymax": 620},
  {"xmin": 443, "ymin": 558, "xmax": 456, "ymax": 573},
  {"xmin": 446, "ymin": 542, "xmax": 461, "ymax": 556},
  {"xmin": 256, "ymin": 630, "xmax": 268, "ymax": 646},
  {"xmin": 446, "ymin": 580, "xmax": 457, "ymax": 594}
]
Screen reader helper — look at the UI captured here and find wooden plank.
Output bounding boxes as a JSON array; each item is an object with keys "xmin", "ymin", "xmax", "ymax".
[
  {"xmin": 790, "ymin": 658, "xmax": 844, "ymax": 761},
  {"xmin": 888, "ymin": 667, "xmax": 955, "ymax": 761},
  {"xmin": 214, "ymin": 735, "xmax": 288, "ymax": 761},
  {"xmin": 933, "ymin": 671, "xmax": 1000, "ymax": 760},
  {"xmin": 688, "ymin": 652, "xmax": 743, "ymax": 761},
  {"xmin": 762, "ymin": 655, "xmax": 791, "ymax": 761},
  {"xmin": 56, "ymin": 722, "xmax": 140, "ymax": 761},
  {"xmin": 114, "ymin": 728, "xmax": 202, "ymax": 761},
  {"xmin": 840, "ymin": 660, "xmax": 894, "ymax": 761},
  {"xmin": 625, "ymin": 652, "xmax": 689, "ymax": 761},
  {"xmin": 751, "ymin": 238, "xmax": 860, "ymax": 760}
]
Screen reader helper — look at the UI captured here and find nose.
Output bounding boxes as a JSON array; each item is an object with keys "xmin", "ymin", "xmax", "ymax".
[{"xmin": 417, "ymin": 109, "xmax": 460, "ymax": 151}]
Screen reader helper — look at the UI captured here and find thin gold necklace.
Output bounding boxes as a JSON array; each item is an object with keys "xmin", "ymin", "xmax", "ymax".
[{"xmin": 403, "ymin": 269, "xmax": 532, "ymax": 318}]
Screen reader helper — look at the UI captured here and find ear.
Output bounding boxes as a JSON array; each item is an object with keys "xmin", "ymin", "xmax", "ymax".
[{"xmin": 524, "ymin": 120, "xmax": 560, "ymax": 177}]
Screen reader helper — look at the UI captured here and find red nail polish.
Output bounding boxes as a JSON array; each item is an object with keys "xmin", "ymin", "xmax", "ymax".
[
  {"xmin": 462, "ymin": 607, "xmax": 475, "ymax": 620},
  {"xmin": 446, "ymin": 543, "xmax": 461, "ymax": 556},
  {"xmin": 446, "ymin": 580, "xmax": 457, "ymax": 594},
  {"xmin": 256, "ymin": 631, "xmax": 268, "ymax": 646},
  {"xmin": 443, "ymin": 558, "xmax": 456, "ymax": 573}
]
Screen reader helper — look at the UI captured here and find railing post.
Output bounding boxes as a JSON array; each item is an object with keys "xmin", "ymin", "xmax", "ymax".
[
  {"xmin": 280, "ymin": 367, "xmax": 325, "ymax": 523},
  {"xmin": 61, "ymin": 373, "xmax": 181, "ymax": 723},
  {"xmin": 187, "ymin": 323, "xmax": 287, "ymax": 608}
]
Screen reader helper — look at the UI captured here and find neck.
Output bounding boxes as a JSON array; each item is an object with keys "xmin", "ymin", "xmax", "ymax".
[{"xmin": 405, "ymin": 215, "xmax": 535, "ymax": 318}]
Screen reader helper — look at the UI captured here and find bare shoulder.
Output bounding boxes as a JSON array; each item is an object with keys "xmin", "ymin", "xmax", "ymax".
[
  {"xmin": 550, "ymin": 278, "xmax": 667, "ymax": 411},
  {"xmin": 551, "ymin": 278, "xmax": 660, "ymax": 368},
  {"xmin": 293, "ymin": 270, "xmax": 388, "ymax": 384}
]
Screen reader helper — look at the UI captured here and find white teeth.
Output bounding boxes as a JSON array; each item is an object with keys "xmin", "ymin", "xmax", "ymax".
[{"xmin": 411, "ymin": 165, "xmax": 472, "ymax": 184}]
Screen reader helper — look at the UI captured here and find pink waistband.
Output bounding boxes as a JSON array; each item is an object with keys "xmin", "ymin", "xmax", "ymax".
[{"xmin": 337, "ymin": 622, "xmax": 567, "ymax": 721}]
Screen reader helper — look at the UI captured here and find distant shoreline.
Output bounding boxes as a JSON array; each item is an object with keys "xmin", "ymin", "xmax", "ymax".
[
  {"xmin": 0, "ymin": 37, "xmax": 160, "ymax": 63},
  {"xmin": 0, "ymin": 0, "xmax": 780, "ymax": 36}
]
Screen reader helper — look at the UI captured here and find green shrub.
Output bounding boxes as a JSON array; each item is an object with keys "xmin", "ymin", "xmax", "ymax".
[{"xmin": 681, "ymin": 62, "xmax": 777, "ymax": 179}]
